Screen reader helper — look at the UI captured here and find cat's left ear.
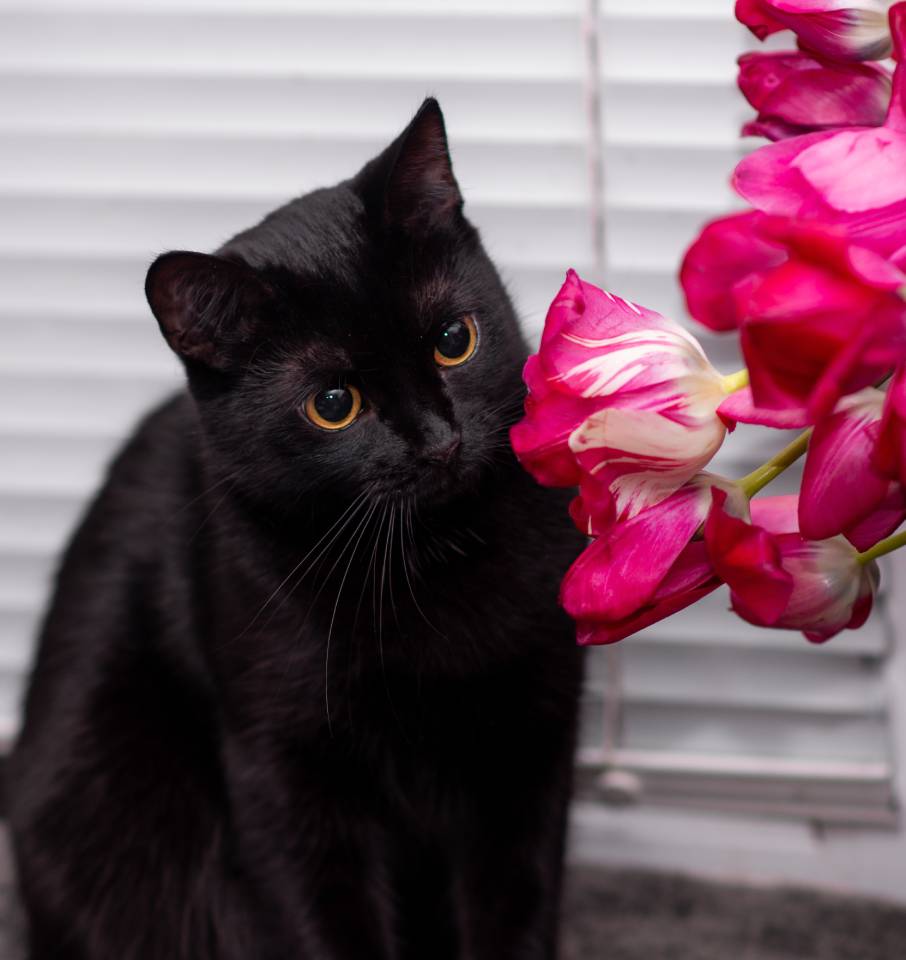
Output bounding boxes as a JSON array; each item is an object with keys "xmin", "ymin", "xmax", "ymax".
[
  {"xmin": 145, "ymin": 251, "xmax": 272, "ymax": 371},
  {"xmin": 356, "ymin": 97, "xmax": 463, "ymax": 233}
]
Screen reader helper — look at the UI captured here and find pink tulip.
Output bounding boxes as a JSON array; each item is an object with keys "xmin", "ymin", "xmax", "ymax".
[
  {"xmin": 736, "ymin": 0, "xmax": 894, "ymax": 62},
  {"xmin": 738, "ymin": 50, "xmax": 890, "ymax": 141},
  {"xmin": 875, "ymin": 365, "xmax": 906, "ymax": 484},
  {"xmin": 799, "ymin": 388, "xmax": 905, "ymax": 541},
  {"xmin": 705, "ymin": 489, "xmax": 880, "ymax": 642},
  {"xmin": 680, "ymin": 211, "xmax": 787, "ymax": 332},
  {"xmin": 734, "ymin": 4, "xmax": 906, "ymax": 265},
  {"xmin": 511, "ymin": 270, "xmax": 735, "ymax": 520},
  {"xmin": 562, "ymin": 475, "xmax": 748, "ymax": 644},
  {"xmin": 733, "ymin": 217, "xmax": 906, "ymax": 420},
  {"xmin": 681, "ymin": 213, "xmax": 906, "ymax": 420}
]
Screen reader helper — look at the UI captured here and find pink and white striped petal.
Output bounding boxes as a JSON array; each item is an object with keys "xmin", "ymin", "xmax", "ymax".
[{"xmin": 568, "ymin": 404, "xmax": 728, "ymax": 520}]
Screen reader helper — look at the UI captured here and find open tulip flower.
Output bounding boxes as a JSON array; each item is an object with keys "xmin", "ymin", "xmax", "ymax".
[
  {"xmin": 684, "ymin": 214, "xmax": 906, "ymax": 419},
  {"xmin": 510, "ymin": 270, "xmax": 742, "ymax": 522},
  {"xmin": 738, "ymin": 50, "xmax": 890, "ymax": 141},
  {"xmin": 735, "ymin": 3, "xmax": 906, "ymax": 265},
  {"xmin": 737, "ymin": 0, "xmax": 895, "ymax": 62},
  {"xmin": 799, "ymin": 388, "xmax": 906, "ymax": 543},
  {"xmin": 737, "ymin": 219, "xmax": 906, "ymax": 419},
  {"xmin": 705, "ymin": 490, "xmax": 881, "ymax": 642},
  {"xmin": 561, "ymin": 475, "xmax": 749, "ymax": 645}
]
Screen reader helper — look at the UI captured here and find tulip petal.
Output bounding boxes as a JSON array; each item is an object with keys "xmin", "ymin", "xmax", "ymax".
[
  {"xmin": 743, "ymin": 117, "xmax": 818, "ymax": 140},
  {"xmin": 799, "ymin": 388, "xmax": 889, "ymax": 539},
  {"xmin": 779, "ymin": 3, "xmax": 892, "ymax": 62},
  {"xmin": 844, "ymin": 483, "xmax": 906, "ymax": 548},
  {"xmin": 569, "ymin": 405, "xmax": 726, "ymax": 519},
  {"xmin": 777, "ymin": 535, "xmax": 870, "ymax": 641},
  {"xmin": 751, "ymin": 494, "xmax": 802, "ymax": 533},
  {"xmin": 733, "ymin": 130, "xmax": 836, "ymax": 217},
  {"xmin": 680, "ymin": 211, "xmax": 787, "ymax": 332},
  {"xmin": 736, "ymin": 0, "xmax": 788, "ymax": 39},
  {"xmin": 875, "ymin": 365, "xmax": 906, "ymax": 484},
  {"xmin": 576, "ymin": 544, "xmax": 719, "ymax": 645},
  {"xmin": 718, "ymin": 387, "xmax": 811, "ymax": 428},
  {"xmin": 539, "ymin": 268, "xmax": 585, "ymax": 348},
  {"xmin": 569, "ymin": 472, "xmax": 618, "ymax": 537},
  {"xmin": 738, "ymin": 1, "xmax": 894, "ymax": 61},
  {"xmin": 740, "ymin": 304, "xmax": 881, "ymax": 416},
  {"xmin": 795, "ymin": 127, "xmax": 906, "ymax": 213},
  {"xmin": 559, "ymin": 483, "xmax": 708, "ymax": 623},
  {"xmin": 510, "ymin": 355, "xmax": 594, "ymax": 487},
  {"xmin": 705, "ymin": 489, "xmax": 794, "ymax": 626},
  {"xmin": 738, "ymin": 50, "xmax": 891, "ymax": 140},
  {"xmin": 887, "ymin": 3, "xmax": 906, "ymax": 132},
  {"xmin": 844, "ymin": 560, "xmax": 881, "ymax": 632}
]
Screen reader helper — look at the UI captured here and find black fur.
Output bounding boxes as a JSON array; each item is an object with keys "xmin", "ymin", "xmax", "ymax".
[{"xmin": 9, "ymin": 99, "xmax": 584, "ymax": 960}]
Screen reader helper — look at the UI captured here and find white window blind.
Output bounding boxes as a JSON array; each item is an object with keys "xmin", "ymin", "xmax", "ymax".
[{"xmin": 0, "ymin": 0, "xmax": 901, "ymax": 860}]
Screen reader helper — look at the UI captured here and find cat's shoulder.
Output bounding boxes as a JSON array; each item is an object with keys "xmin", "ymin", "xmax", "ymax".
[
  {"xmin": 64, "ymin": 391, "xmax": 203, "ymax": 562},
  {"xmin": 109, "ymin": 389, "xmax": 199, "ymax": 483}
]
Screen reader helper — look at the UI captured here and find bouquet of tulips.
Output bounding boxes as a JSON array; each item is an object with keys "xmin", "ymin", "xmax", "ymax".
[{"xmin": 511, "ymin": 0, "xmax": 906, "ymax": 647}]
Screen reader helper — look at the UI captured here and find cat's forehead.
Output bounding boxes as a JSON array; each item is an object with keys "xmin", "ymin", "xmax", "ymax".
[
  {"xmin": 225, "ymin": 186, "xmax": 460, "ymax": 305},
  {"xmin": 222, "ymin": 186, "xmax": 366, "ymax": 277}
]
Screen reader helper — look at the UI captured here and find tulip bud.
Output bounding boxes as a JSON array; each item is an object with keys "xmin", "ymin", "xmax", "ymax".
[
  {"xmin": 738, "ymin": 50, "xmax": 890, "ymax": 141},
  {"xmin": 705, "ymin": 490, "xmax": 880, "ymax": 643},
  {"xmin": 799, "ymin": 388, "xmax": 905, "ymax": 543},
  {"xmin": 737, "ymin": 0, "xmax": 894, "ymax": 62}
]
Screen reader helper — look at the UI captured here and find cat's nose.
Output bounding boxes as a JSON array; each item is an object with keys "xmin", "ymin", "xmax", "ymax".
[{"xmin": 423, "ymin": 431, "xmax": 462, "ymax": 465}]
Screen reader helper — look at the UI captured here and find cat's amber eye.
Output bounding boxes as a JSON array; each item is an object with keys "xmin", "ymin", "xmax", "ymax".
[
  {"xmin": 304, "ymin": 385, "xmax": 363, "ymax": 431},
  {"xmin": 434, "ymin": 315, "xmax": 478, "ymax": 368}
]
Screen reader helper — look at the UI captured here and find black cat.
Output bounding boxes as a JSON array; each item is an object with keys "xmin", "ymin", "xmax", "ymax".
[{"xmin": 9, "ymin": 99, "xmax": 585, "ymax": 960}]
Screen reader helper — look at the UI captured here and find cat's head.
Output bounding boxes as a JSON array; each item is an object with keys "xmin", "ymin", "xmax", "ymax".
[{"xmin": 145, "ymin": 99, "xmax": 528, "ymax": 513}]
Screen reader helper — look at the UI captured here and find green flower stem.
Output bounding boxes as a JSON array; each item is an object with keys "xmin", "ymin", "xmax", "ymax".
[
  {"xmin": 858, "ymin": 529, "xmax": 906, "ymax": 565},
  {"xmin": 721, "ymin": 368, "xmax": 750, "ymax": 394},
  {"xmin": 737, "ymin": 428, "xmax": 813, "ymax": 499}
]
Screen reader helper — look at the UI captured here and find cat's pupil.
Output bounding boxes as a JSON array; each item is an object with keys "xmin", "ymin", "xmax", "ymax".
[
  {"xmin": 437, "ymin": 320, "xmax": 470, "ymax": 359},
  {"xmin": 314, "ymin": 388, "xmax": 354, "ymax": 423}
]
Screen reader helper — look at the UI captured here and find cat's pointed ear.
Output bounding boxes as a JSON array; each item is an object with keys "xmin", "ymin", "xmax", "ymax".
[
  {"xmin": 145, "ymin": 251, "xmax": 271, "ymax": 371},
  {"xmin": 357, "ymin": 97, "xmax": 463, "ymax": 232}
]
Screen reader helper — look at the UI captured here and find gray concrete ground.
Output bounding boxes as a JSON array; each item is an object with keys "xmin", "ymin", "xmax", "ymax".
[{"xmin": 1, "ymin": 828, "xmax": 904, "ymax": 959}]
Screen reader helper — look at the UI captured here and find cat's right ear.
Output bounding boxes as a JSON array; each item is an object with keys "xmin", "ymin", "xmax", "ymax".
[{"xmin": 145, "ymin": 251, "xmax": 271, "ymax": 371}]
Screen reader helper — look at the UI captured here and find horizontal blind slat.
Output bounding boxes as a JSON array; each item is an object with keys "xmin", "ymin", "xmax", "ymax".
[{"xmin": 0, "ymin": 11, "xmax": 584, "ymax": 80}]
